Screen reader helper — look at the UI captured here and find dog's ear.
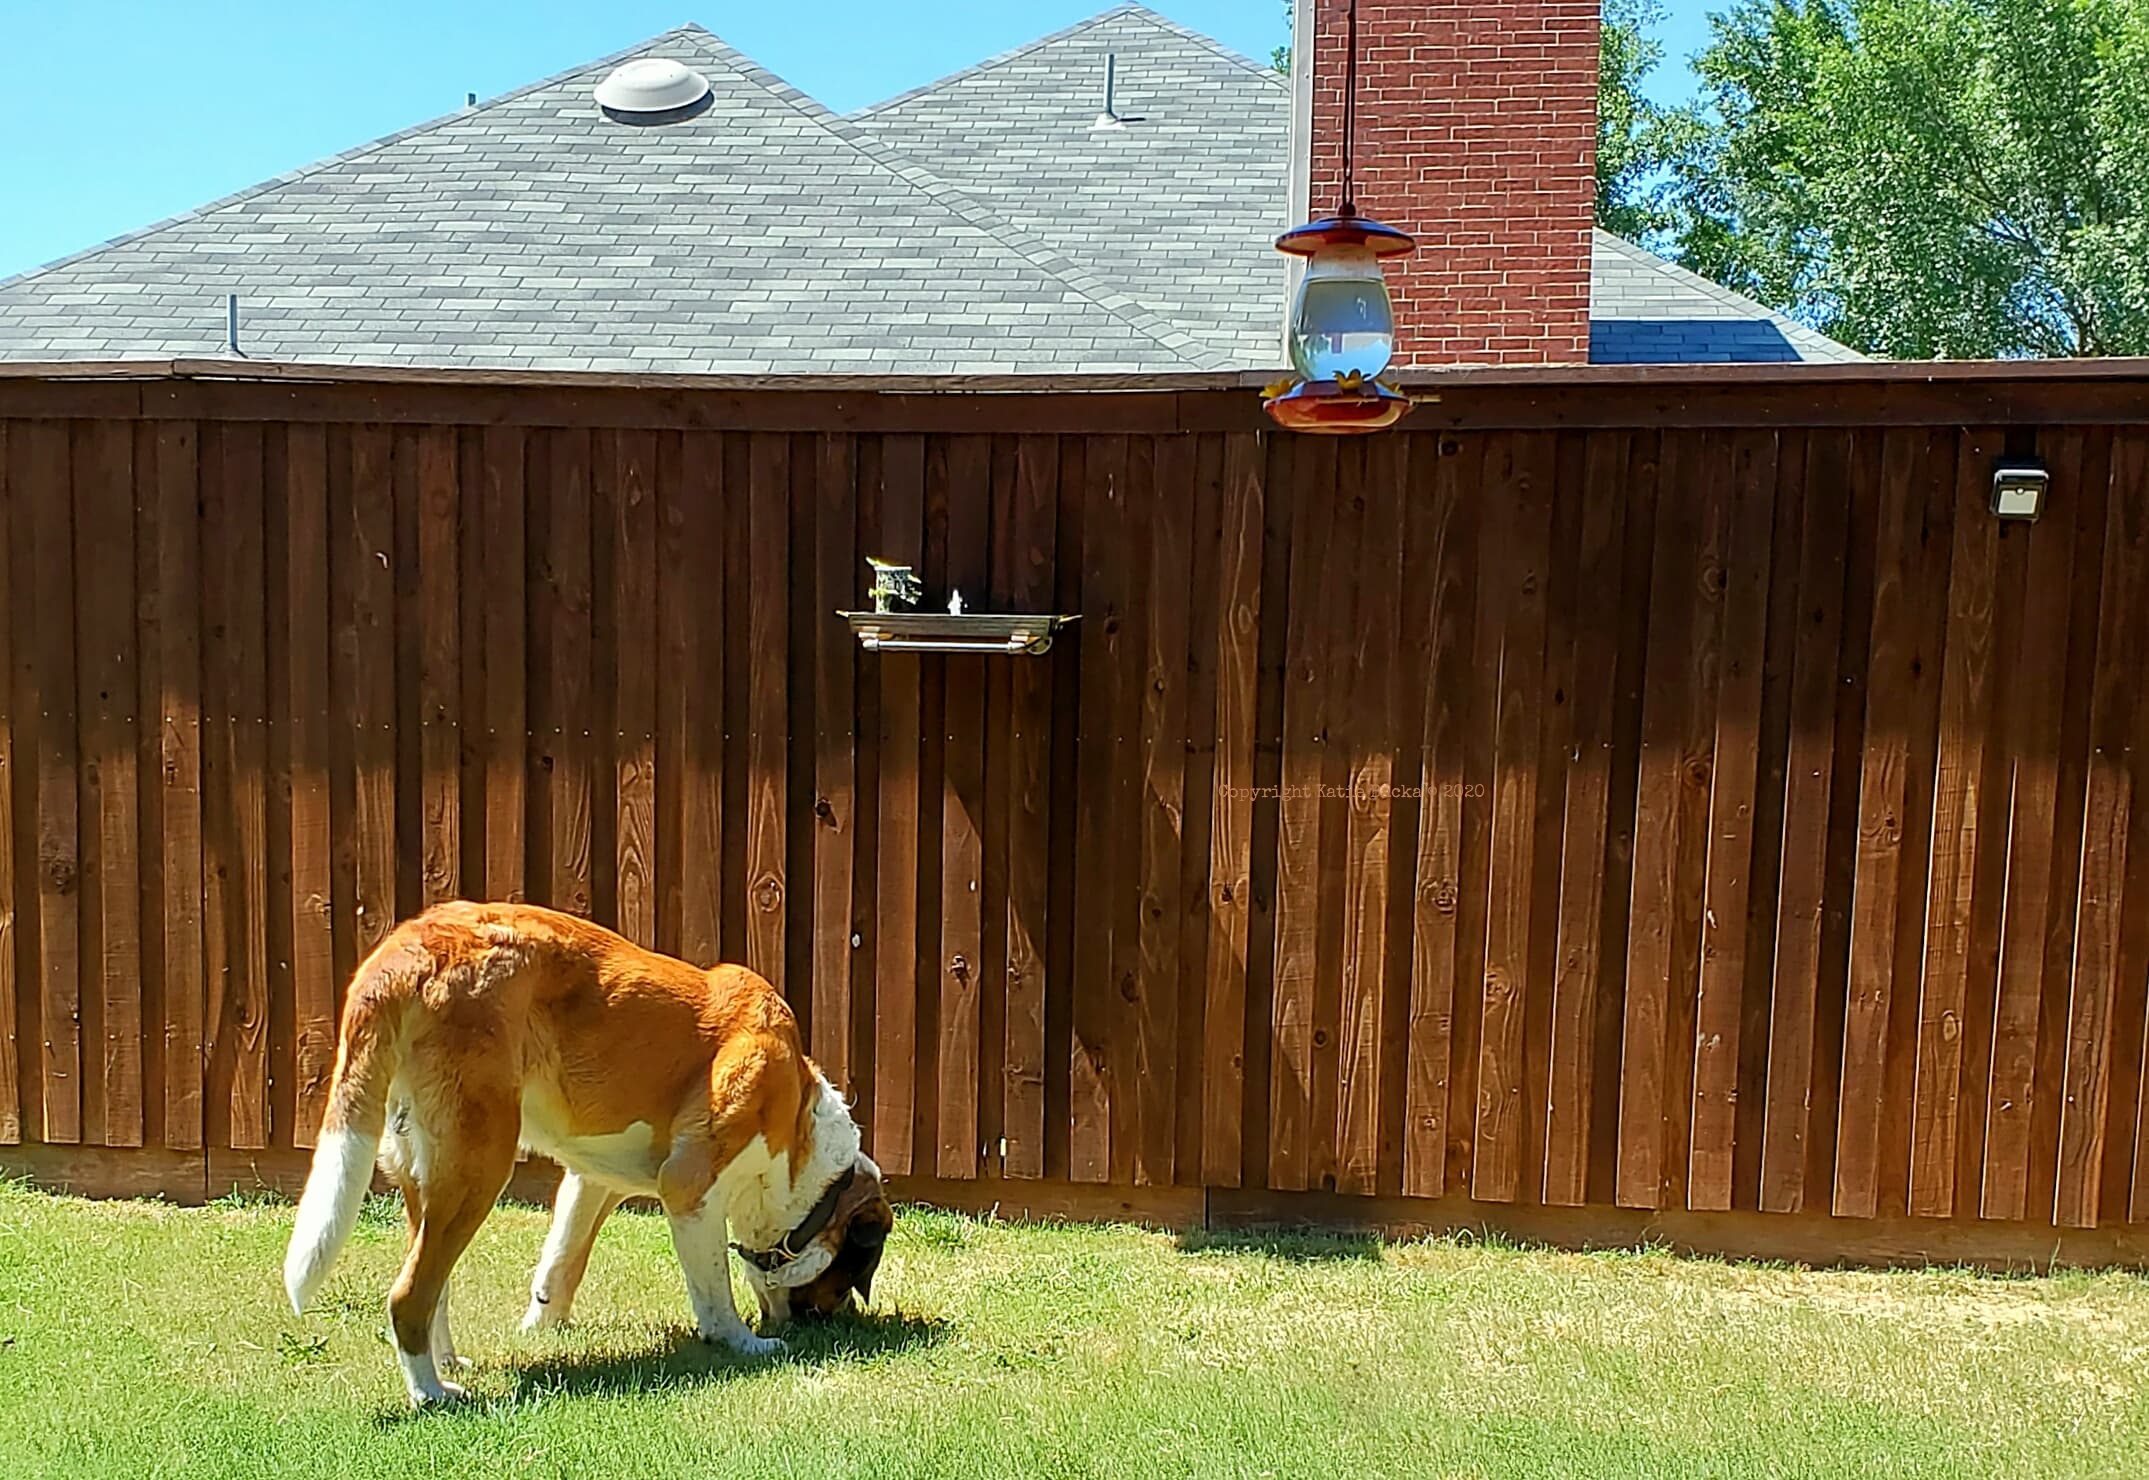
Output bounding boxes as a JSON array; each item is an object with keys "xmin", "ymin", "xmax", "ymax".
[
  {"xmin": 843, "ymin": 1202, "xmax": 892, "ymax": 1305},
  {"xmin": 853, "ymin": 1241, "xmax": 883, "ymax": 1304}
]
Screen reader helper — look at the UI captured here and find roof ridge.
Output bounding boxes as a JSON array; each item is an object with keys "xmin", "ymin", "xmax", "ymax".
[
  {"xmin": 1115, "ymin": 3, "xmax": 1287, "ymax": 87},
  {"xmin": 706, "ymin": 24, "xmax": 1233, "ymax": 368},
  {"xmin": 0, "ymin": 24, "xmax": 710, "ymax": 295},
  {"xmin": 1592, "ymin": 229, "xmax": 1865, "ymax": 359},
  {"xmin": 846, "ymin": 3, "xmax": 1282, "ymax": 121},
  {"xmin": 847, "ymin": 7, "xmax": 1131, "ymax": 119},
  {"xmin": 665, "ymin": 22, "xmax": 843, "ymax": 123}
]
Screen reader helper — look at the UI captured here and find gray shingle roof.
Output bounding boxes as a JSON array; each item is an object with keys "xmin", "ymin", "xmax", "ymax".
[
  {"xmin": 848, "ymin": 6, "xmax": 1291, "ymax": 367},
  {"xmin": 0, "ymin": 5, "xmax": 1858, "ymax": 371},
  {"xmin": 1589, "ymin": 231, "xmax": 1863, "ymax": 363}
]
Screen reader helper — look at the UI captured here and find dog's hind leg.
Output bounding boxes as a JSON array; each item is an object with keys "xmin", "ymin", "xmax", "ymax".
[
  {"xmin": 430, "ymin": 1275, "xmax": 466, "ymax": 1371},
  {"xmin": 389, "ymin": 1171, "xmax": 472, "ymax": 1372},
  {"xmin": 387, "ymin": 1096, "xmax": 517, "ymax": 1406},
  {"xmin": 522, "ymin": 1172, "xmax": 623, "ymax": 1331}
]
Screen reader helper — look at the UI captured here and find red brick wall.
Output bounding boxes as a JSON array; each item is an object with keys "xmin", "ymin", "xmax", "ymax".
[{"xmin": 1307, "ymin": 0, "xmax": 1599, "ymax": 366}]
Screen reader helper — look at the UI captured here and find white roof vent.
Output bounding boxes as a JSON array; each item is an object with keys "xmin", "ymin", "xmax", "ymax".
[{"xmin": 594, "ymin": 58, "xmax": 712, "ymax": 124}]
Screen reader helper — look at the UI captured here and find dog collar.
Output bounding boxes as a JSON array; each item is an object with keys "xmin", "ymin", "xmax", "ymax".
[{"xmin": 733, "ymin": 1165, "xmax": 855, "ymax": 1273}]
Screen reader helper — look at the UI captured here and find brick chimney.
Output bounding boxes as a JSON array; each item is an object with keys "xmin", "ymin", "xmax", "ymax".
[{"xmin": 1294, "ymin": 0, "xmax": 1600, "ymax": 366}]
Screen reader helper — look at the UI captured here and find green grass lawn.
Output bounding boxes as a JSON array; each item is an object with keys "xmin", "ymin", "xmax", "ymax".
[{"xmin": 2, "ymin": 1179, "xmax": 2148, "ymax": 1479}]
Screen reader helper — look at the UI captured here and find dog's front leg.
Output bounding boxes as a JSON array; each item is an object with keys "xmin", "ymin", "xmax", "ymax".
[
  {"xmin": 667, "ymin": 1192, "xmax": 785, "ymax": 1358},
  {"xmin": 657, "ymin": 1109, "xmax": 784, "ymax": 1357},
  {"xmin": 666, "ymin": 1194, "xmax": 786, "ymax": 1357}
]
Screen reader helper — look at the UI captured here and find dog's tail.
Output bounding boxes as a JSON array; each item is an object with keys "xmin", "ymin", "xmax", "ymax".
[{"xmin": 283, "ymin": 937, "xmax": 416, "ymax": 1314}]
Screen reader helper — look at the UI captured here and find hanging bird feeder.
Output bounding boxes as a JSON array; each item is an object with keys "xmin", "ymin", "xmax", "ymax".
[{"xmin": 1264, "ymin": 0, "xmax": 1418, "ymax": 434}]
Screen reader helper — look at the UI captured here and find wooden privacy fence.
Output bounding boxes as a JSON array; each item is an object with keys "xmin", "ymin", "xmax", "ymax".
[{"xmin": 4, "ymin": 362, "xmax": 2149, "ymax": 1265}]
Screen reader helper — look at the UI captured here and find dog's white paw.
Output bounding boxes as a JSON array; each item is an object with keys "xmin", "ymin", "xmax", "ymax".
[
  {"xmin": 701, "ymin": 1327, "xmax": 786, "ymax": 1358},
  {"xmin": 520, "ymin": 1301, "xmax": 565, "ymax": 1333},
  {"xmin": 409, "ymin": 1379, "xmax": 469, "ymax": 1409}
]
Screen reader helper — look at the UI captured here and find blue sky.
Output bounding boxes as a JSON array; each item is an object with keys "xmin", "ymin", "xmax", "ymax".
[{"xmin": 0, "ymin": 1, "xmax": 1717, "ymax": 281}]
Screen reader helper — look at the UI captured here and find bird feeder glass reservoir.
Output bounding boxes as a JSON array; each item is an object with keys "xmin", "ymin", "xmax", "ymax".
[{"xmin": 1265, "ymin": 213, "xmax": 1416, "ymax": 434}]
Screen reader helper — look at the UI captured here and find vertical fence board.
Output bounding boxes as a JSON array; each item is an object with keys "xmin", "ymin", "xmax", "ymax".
[
  {"xmin": 2114, "ymin": 436, "xmax": 2149, "ymax": 1226},
  {"xmin": 1833, "ymin": 431, "xmax": 1928, "ymax": 1217},
  {"xmin": 1687, "ymin": 429, "xmax": 1778, "ymax": 1210},
  {"xmin": 127, "ymin": 422, "xmax": 162, "ymax": 1153},
  {"xmin": 416, "ymin": 429, "xmax": 459, "ymax": 908},
  {"xmin": 1982, "ymin": 433, "xmax": 2088, "ymax": 1221},
  {"xmin": 1270, "ymin": 438, "xmax": 1335, "ymax": 1192},
  {"xmin": 1305, "ymin": 441, "xmax": 1360, "ymax": 1195},
  {"xmin": 482, "ymin": 428, "xmax": 526, "ymax": 904},
  {"xmin": 153, "ymin": 424, "xmax": 204, "ymax": 1149},
  {"xmin": 1759, "ymin": 433, "xmax": 1852, "ymax": 1212},
  {"xmin": 1620, "ymin": 431, "xmax": 1723, "ymax": 1209},
  {"xmin": 1880, "ymin": 435, "xmax": 1957, "ymax": 1220},
  {"xmin": 24, "ymin": 422, "xmax": 80, "ymax": 1144},
  {"xmin": 1133, "ymin": 436, "xmax": 1192, "ymax": 1187},
  {"xmin": 613, "ymin": 431, "xmax": 657, "ymax": 946},
  {"xmin": 1910, "ymin": 430, "xmax": 2004, "ymax": 1216},
  {"xmin": 1104, "ymin": 440, "xmax": 1153, "ymax": 1186},
  {"xmin": 1175, "ymin": 436, "xmax": 1223, "ymax": 1188},
  {"xmin": 1543, "ymin": 431, "xmax": 1630, "ymax": 1204},
  {"xmin": 284, "ymin": 427, "xmax": 335, "ymax": 1145},
  {"xmin": 1069, "ymin": 435, "xmax": 1127, "ymax": 1184},
  {"xmin": 2029, "ymin": 436, "xmax": 2110, "ymax": 1224},
  {"xmin": 2056, "ymin": 433, "xmax": 2144, "ymax": 1228},
  {"xmin": 653, "ymin": 434, "xmax": 686, "ymax": 959},
  {"xmin": 0, "ymin": 423, "xmax": 14, "ymax": 1144},
  {"xmin": 1000, "ymin": 435, "xmax": 1057, "ymax": 1179},
  {"xmin": 936, "ymin": 437, "xmax": 989, "ymax": 1179},
  {"xmin": 221, "ymin": 426, "xmax": 270, "ymax": 1150},
  {"xmin": 76, "ymin": 422, "xmax": 142, "ymax": 1147},
  {"xmin": 979, "ymin": 437, "xmax": 1014, "ymax": 1178},
  {"xmin": 676, "ymin": 432, "xmax": 724, "ymax": 964},
  {"xmin": 198, "ymin": 427, "xmax": 231, "ymax": 1145},
  {"xmin": 4, "ymin": 425, "xmax": 36, "ymax": 1148},
  {"xmin": 1403, "ymin": 436, "xmax": 1477, "ymax": 1198},
  {"xmin": 1335, "ymin": 436, "xmax": 1402, "ymax": 1197},
  {"xmin": 813, "ymin": 434, "xmax": 858, "ymax": 1096},
  {"xmin": 1474, "ymin": 435, "xmax": 1553, "ymax": 1204},
  {"xmin": 1522, "ymin": 434, "xmax": 1586, "ymax": 1206},
  {"xmin": 346, "ymin": 427, "xmax": 397, "ymax": 959},
  {"xmin": 873, "ymin": 434, "xmax": 924, "ymax": 1174},
  {"xmin": 744, "ymin": 434, "xmax": 789, "ymax": 991},
  {"xmin": 548, "ymin": 431, "xmax": 595, "ymax": 919},
  {"xmin": 1200, "ymin": 433, "xmax": 1262, "ymax": 1189}
]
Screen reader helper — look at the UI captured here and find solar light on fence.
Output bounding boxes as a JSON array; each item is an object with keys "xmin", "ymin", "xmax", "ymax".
[{"xmin": 1991, "ymin": 458, "xmax": 2049, "ymax": 522}]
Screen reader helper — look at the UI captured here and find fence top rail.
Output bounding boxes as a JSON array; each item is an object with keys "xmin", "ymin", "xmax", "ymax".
[
  {"xmin": 0, "ymin": 355, "xmax": 2146, "ymax": 431},
  {"xmin": 4, "ymin": 354, "xmax": 2149, "ymax": 391}
]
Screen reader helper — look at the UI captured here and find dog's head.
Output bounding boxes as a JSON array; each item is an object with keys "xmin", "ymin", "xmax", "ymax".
[{"xmin": 745, "ymin": 1155, "xmax": 893, "ymax": 1320}]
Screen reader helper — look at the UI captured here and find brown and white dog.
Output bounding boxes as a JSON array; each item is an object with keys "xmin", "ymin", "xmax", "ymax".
[{"xmin": 281, "ymin": 901, "xmax": 892, "ymax": 1407}]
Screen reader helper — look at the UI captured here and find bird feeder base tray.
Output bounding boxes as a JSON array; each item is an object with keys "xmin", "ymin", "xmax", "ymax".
[{"xmin": 839, "ymin": 612, "xmax": 1078, "ymax": 656}]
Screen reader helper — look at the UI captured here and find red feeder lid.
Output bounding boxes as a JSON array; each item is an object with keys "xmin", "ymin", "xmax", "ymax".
[
  {"xmin": 1274, "ymin": 211, "xmax": 1415, "ymax": 259},
  {"xmin": 1263, "ymin": 378, "xmax": 1413, "ymax": 434}
]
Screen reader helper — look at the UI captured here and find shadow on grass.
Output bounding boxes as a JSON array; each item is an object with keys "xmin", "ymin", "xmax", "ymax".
[
  {"xmin": 369, "ymin": 1308, "xmax": 950, "ymax": 1418},
  {"xmin": 1175, "ymin": 1225, "xmax": 1383, "ymax": 1262}
]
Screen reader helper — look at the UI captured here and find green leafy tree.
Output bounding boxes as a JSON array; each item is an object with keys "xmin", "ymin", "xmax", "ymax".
[
  {"xmin": 1597, "ymin": 0, "xmax": 1704, "ymax": 241},
  {"xmin": 1670, "ymin": 0, "xmax": 2149, "ymax": 356}
]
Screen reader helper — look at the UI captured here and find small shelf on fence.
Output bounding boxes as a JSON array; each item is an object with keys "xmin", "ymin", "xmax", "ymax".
[{"xmin": 838, "ymin": 611, "xmax": 1079, "ymax": 656}]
